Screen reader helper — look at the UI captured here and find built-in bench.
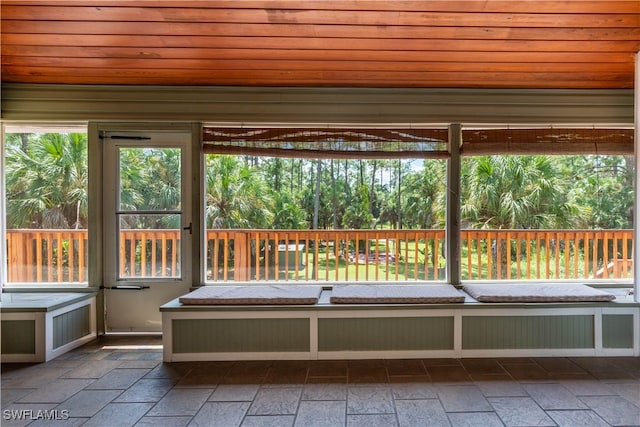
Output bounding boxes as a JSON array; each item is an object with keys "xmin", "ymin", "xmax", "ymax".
[
  {"xmin": 0, "ymin": 292, "xmax": 97, "ymax": 363},
  {"xmin": 160, "ymin": 284, "xmax": 639, "ymax": 362}
]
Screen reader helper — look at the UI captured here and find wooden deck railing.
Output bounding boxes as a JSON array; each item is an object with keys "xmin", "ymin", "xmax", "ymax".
[
  {"xmin": 460, "ymin": 229, "xmax": 633, "ymax": 280},
  {"xmin": 5, "ymin": 228, "xmax": 634, "ymax": 283},
  {"xmin": 6, "ymin": 229, "xmax": 88, "ymax": 283},
  {"xmin": 206, "ymin": 229, "xmax": 447, "ymax": 282}
]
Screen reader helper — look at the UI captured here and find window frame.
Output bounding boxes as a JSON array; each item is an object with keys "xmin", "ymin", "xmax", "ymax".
[{"xmin": 2, "ymin": 123, "xmax": 90, "ymax": 289}]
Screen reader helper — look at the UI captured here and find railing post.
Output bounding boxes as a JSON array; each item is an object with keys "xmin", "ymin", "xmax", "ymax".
[
  {"xmin": 234, "ymin": 232, "xmax": 249, "ymax": 281},
  {"xmin": 7, "ymin": 231, "xmax": 25, "ymax": 281}
]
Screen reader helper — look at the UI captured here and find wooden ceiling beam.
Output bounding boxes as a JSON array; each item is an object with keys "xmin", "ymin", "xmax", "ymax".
[
  {"xmin": 3, "ymin": 66, "xmax": 629, "ymax": 81},
  {"xmin": 2, "ymin": 57, "xmax": 633, "ymax": 75},
  {"xmin": 2, "ymin": 34, "xmax": 637, "ymax": 53},
  {"xmin": 4, "ymin": 21, "xmax": 640, "ymax": 41},
  {"xmin": 2, "ymin": 67, "xmax": 631, "ymax": 89},
  {"xmin": 2, "ymin": 45, "xmax": 635, "ymax": 65},
  {"xmin": 2, "ymin": 1, "xmax": 639, "ymax": 14},
  {"xmin": 3, "ymin": 8, "xmax": 639, "ymax": 28}
]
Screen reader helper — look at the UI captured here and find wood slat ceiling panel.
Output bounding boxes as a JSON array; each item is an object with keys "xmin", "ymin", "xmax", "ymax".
[{"xmin": 2, "ymin": 1, "xmax": 639, "ymax": 88}]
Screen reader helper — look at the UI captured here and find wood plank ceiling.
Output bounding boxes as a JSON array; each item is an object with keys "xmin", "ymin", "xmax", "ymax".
[{"xmin": 1, "ymin": 1, "xmax": 639, "ymax": 89}]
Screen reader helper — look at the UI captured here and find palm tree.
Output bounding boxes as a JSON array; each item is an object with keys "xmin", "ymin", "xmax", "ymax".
[
  {"xmin": 5, "ymin": 133, "xmax": 88, "ymax": 229},
  {"xmin": 116, "ymin": 147, "xmax": 184, "ymax": 230},
  {"xmin": 205, "ymin": 155, "xmax": 273, "ymax": 229},
  {"xmin": 460, "ymin": 155, "xmax": 586, "ymax": 277},
  {"xmin": 461, "ymin": 155, "xmax": 584, "ymax": 230},
  {"xmin": 205, "ymin": 155, "xmax": 275, "ymax": 276}
]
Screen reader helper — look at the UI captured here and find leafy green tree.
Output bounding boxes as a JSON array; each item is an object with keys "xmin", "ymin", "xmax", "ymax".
[
  {"xmin": 205, "ymin": 155, "xmax": 273, "ymax": 228},
  {"xmin": 117, "ymin": 147, "xmax": 146, "ymax": 213},
  {"xmin": 460, "ymin": 155, "xmax": 591, "ymax": 278},
  {"xmin": 567, "ymin": 155, "xmax": 633, "ymax": 229},
  {"xmin": 342, "ymin": 184, "xmax": 374, "ymax": 229},
  {"xmin": 378, "ymin": 160, "xmax": 413, "ymax": 229},
  {"xmin": 401, "ymin": 160, "xmax": 446, "ymax": 229},
  {"xmin": 117, "ymin": 147, "xmax": 183, "ymax": 229},
  {"xmin": 272, "ymin": 193, "xmax": 308, "ymax": 229},
  {"xmin": 5, "ymin": 133, "xmax": 88, "ymax": 229},
  {"xmin": 262, "ymin": 157, "xmax": 284, "ymax": 192},
  {"xmin": 460, "ymin": 155, "xmax": 585, "ymax": 229},
  {"xmin": 144, "ymin": 148, "xmax": 182, "ymax": 211}
]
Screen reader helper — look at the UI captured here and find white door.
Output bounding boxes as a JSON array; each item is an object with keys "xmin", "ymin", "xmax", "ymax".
[{"xmin": 102, "ymin": 131, "xmax": 192, "ymax": 332}]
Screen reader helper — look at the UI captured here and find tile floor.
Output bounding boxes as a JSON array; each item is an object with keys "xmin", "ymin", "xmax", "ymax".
[{"xmin": 1, "ymin": 335, "xmax": 640, "ymax": 426}]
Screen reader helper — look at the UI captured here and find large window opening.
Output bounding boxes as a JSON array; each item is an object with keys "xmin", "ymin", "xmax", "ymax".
[
  {"xmin": 3, "ymin": 126, "xmax": 89, "ymax": 286},
  {"xmin": 204, "ymin": 156, "xmax": 448, "ymax": 282},
  {"xmin": 460, "ymin": 154, "xmax": 633, "ymax": 281},
  {"xmin": 203, "ymin": 127, "xmax": 448, "ymax": 282},
  {"xmin": 460, "ymin": 127, "xmax": 634, "ymax": 282}
]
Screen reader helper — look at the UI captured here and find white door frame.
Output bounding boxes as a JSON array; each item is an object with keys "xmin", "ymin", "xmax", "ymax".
[{"xmin": 101, "ymin": 127, "xmax": 194, "ymax": 332}]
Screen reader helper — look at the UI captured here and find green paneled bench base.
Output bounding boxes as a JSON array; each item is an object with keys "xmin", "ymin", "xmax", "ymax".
[
  {"xmin": 0, "ymin": 292, "xmax": 97, "ymax": 363},
  {"xmin": 160, "ymin": 286, "xmax": 639, "ymax": 361}
]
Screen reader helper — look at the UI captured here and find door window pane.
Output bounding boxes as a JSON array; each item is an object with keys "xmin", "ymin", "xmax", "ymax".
[
  {"xmin": 119, "ymin": 147, "xmax": 181, "ymax": 211},
  {"xmin": 116, "ymin": 147, "xmax": 182, "ymax": 280}
]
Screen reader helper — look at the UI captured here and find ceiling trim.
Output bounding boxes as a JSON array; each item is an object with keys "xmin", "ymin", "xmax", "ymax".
[{"xmin": 0, "ymin": 83, "xmax": 634, "ymax": 125}]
